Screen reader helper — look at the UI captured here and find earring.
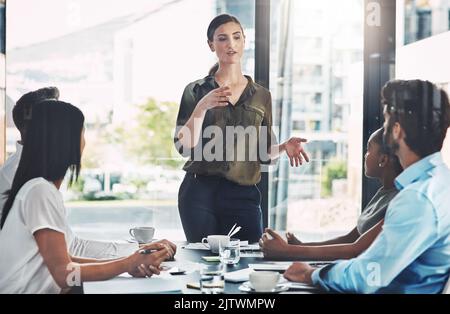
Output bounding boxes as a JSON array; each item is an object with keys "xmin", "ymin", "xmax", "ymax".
[{"xmin": 378, "ymin": 163, "xmax": 383, "ymax": 167}]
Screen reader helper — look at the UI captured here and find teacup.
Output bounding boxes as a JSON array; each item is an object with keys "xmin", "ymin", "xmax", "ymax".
[
  {"xmin": 201, "ymin": 235, "xmax": 230, "ymax": 253},
  {"xmin": 129, "ymin": 227, "xmax": 155, "ymax": 243},
  {"xmin": 249, "ymin": 271, "xmax": 280, "ymax": 292}
]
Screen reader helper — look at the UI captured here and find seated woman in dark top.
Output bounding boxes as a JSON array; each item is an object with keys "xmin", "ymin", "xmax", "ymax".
[{"xmin": 260, "ymin": 128, "xmax": 403, "ymax": 260}]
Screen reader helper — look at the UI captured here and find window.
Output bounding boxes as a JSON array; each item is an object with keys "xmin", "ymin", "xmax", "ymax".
[
  {"xmin": 292, "ymin": 120, "xmax": 306, "ymax": 131},
  {"xmin": 314, "ymin": 92, "xmax": 322, "ymax": 104},
  {"xmin": 404, "ymin": 0, "xmax": 450, "ymax": 45},
  {"xmin": 269, "ymin": 0, "xmax": 363, "ymax": 240},
  {"xmin": 6, "ymin": 0, "xmax": 255, "ymax": 241},
  {"xmin": 296, "ymin": 64, "xmax": 323, "ymax": 78}
]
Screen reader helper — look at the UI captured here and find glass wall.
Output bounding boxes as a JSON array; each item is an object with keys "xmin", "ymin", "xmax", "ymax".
[
  {"xmin": 6, "ymin": 0, "xmax": 255, "ymax": 241},
  {"xmin": 269, "ymin": 0, "xmax": 364, "ymax": 241}
]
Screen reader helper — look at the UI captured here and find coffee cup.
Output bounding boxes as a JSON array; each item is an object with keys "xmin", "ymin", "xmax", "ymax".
[
  {"xmin": 249, "ymin": 271, "xmax": 280, "ymax": 292},
  {"xmin": 129, "ymin": 227, "xmax": 155, "ymax": 243},
  {"xmin": 201, "ymin": 235, "xmax": 230, "ymax": 253}
]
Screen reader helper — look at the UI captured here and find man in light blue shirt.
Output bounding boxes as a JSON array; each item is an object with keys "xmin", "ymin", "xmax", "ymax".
[{"xmin": 284, "ymin": 79, "xmax": 450, "ymax": 293}]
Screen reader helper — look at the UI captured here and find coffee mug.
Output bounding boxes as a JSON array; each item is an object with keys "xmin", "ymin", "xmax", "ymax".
[
  {"xmin": 129, "ymin": 227, "xmax": 155, "ymax": 243},
  {"xmin": 201, "ymin": 235, "xmax": 230, "ymax": 253},
  {"xmin": 249, "ymin": 271, "xmax": 280, "ymax": 292}
]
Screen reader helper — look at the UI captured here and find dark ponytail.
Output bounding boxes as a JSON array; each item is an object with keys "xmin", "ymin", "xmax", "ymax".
[
  {"xmin": 208, "ymin": 63, "xmax": 220, "ymax": 76},
  {"xmin": 206, "ymin": 14, "xmax": 244, "ymax": 76}
]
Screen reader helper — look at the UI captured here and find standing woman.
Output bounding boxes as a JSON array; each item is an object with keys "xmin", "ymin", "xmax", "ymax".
[{"xmin": 175, "ymin": 14, "xmax": 309, "ymax": 243}]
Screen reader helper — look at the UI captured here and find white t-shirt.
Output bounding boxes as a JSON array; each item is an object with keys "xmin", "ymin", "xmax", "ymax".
[
  {"xmin": 0, "ymin": 178, "xmax": 70, "ymax": 294},
  {"xmin": 0, "ymin": 142, "xmax": 23, "ymax": 217},
  {"xmin": 0, "ymin": 143, "xmax": 138, "ymax": 258}
]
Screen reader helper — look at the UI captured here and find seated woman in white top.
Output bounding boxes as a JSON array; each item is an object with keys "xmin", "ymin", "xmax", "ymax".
[
  {"xmin": 0, "ymin": 87, "xmax": 176, "ymax": 259},
  {"xmin": 0, "ymin": 100, "xmax": 173, "ymax": 294}
]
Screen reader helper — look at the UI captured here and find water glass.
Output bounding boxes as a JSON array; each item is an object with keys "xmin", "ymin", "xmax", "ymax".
[
  {"xmin": 219, "ymin": 238, "xmax": 240, "ymax": 265},
  {"xmin": 199, "ymin": 263, "xmax": 224, "ymax": 294}
]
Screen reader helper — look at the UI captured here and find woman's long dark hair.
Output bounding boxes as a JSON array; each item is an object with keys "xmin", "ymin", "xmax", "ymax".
[
  {"xmin": 207, "ymin": 14, "xmax": 244, "ymax": 76},
  {"xmin": 1, "ymin": 100, "xmax": 85, "ymax": 228}
]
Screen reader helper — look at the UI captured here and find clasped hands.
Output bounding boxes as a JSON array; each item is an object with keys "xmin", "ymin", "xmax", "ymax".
[
  {"xmin": 128, "ymin": 239, "xmax": 177, "ymax": 278},
  {"xmin": 259, "ymin": 228, "xmax": 315, "ymax": 285}
]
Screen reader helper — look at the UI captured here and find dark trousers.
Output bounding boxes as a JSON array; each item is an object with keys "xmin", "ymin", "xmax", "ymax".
[{"xmin": 178, "ymin": 173, "xmax": 263, "ymax": 243}]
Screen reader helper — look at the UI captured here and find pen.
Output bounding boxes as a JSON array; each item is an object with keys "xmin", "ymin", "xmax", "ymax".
[{"xmin": 139, "ymin": 248, "xmax": 158, "ymax": 254}]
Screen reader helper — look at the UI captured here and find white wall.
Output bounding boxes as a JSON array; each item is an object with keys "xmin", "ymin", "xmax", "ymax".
[
  {"xmin": 396, "ymin": 31, "xmax": 450, "ymax": 166},
  {"xmin": 113, "ymin": 0, "xmax": 217, "ymax": 124}
]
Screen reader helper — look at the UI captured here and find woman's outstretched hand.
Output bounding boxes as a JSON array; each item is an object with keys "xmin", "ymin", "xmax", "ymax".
[{"xmin": 283, "ymin": 137, "xmax": 309, "ymax": 167}]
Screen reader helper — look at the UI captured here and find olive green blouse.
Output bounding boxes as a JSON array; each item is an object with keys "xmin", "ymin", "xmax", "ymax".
[{"xmin": 174, "ymin": 75, "xmax": 276, "ymax": 186}]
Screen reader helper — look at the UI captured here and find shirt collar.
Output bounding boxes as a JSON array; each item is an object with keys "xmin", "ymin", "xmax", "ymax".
[
  {"xmin": 15, "ymin": 141, "xmax": 23, "ymax": 154},
  {"xmin": 198, "ymin": 75, "xmax": 257, "ymax": 105},
  {"xmin": 395, "ymin": 152, "xmax": 445, "ymax": 190}
]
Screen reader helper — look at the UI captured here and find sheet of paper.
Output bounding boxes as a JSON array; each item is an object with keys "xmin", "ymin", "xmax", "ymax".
[
  {"xmin": 240, "ymin": 252, "xmax": 263, "ymax": 258},
  {"xmin": 161, "ymin": 260, "xmax": 203, "ymax": 274},
  {"xmin": 182, "ymin": 241, "xmax": 250, "ymax": 250},
  {"xmin": 224, "ymin": 267, "xmax": 253, "ymax": 283},
  {"xmin": 201, "ymin": 256, "xmax": 220, "ymax": 262},
  {"xmin": 239, "ymin": 243, "xmax": 259, "ymax": 251},
  {"xmin": 278, "ymin": 277, "xmax": 318, "ymax": 290},
  {"xmin": 83, "ymin": 276, "xmax": 183, "ymax": 294},
  {"xmin": 182, "ymin": 243, "xmax": 210, "ymax": 250},
  {"xmin": 304, "ymin": 261, "xmax": 333, "ymax": 267}
]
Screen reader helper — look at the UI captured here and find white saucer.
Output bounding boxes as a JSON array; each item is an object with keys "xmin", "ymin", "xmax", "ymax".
[
  {"xmin": 126, "ymin": 238, "xmax": 158, "ymax": 244},
  {"xmin": 238, "ymin": 281, "xmax": 289, "ymax": 293}
]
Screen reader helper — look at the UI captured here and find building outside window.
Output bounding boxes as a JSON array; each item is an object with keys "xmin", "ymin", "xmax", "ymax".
[
  {"xmin": 269, "ymin": 0, "xmax": 363, "ymax": 240},
  {"xmin": 404, "ymin": 0, "xmax": 450, "ymax": 44}
]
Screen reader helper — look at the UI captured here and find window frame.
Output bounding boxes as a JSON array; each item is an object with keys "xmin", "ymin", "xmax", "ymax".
[{"xmin": 362, "ymin": 0, "xmax": 396, "ymax": 208}]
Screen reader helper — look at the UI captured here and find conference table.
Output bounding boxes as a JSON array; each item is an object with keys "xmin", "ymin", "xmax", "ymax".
[{"xmin": 83, "ymin": 242, "xmax": 325, "ymax": 294}]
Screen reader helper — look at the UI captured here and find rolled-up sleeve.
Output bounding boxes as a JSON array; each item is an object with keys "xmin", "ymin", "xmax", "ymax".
[
  {"xmin": 69, "ymin": 235, "xmax": 138, "ymax": 259},
  {"xmin": 312, "ymin": 190, "xmax": 438, "ymax": 293},
  {"xmin": 174, "ymin": 84, "xmax": 198, "ymax": 158}
]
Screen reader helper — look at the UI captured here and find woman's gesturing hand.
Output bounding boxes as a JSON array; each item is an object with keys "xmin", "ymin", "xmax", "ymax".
[
  {"xmin": 284, "ymin": 137, "xmax": 310, "ymax": 167},
  {"xmin": 198, "ymin": 86, "xmax": 232, "ymax": 110}
]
